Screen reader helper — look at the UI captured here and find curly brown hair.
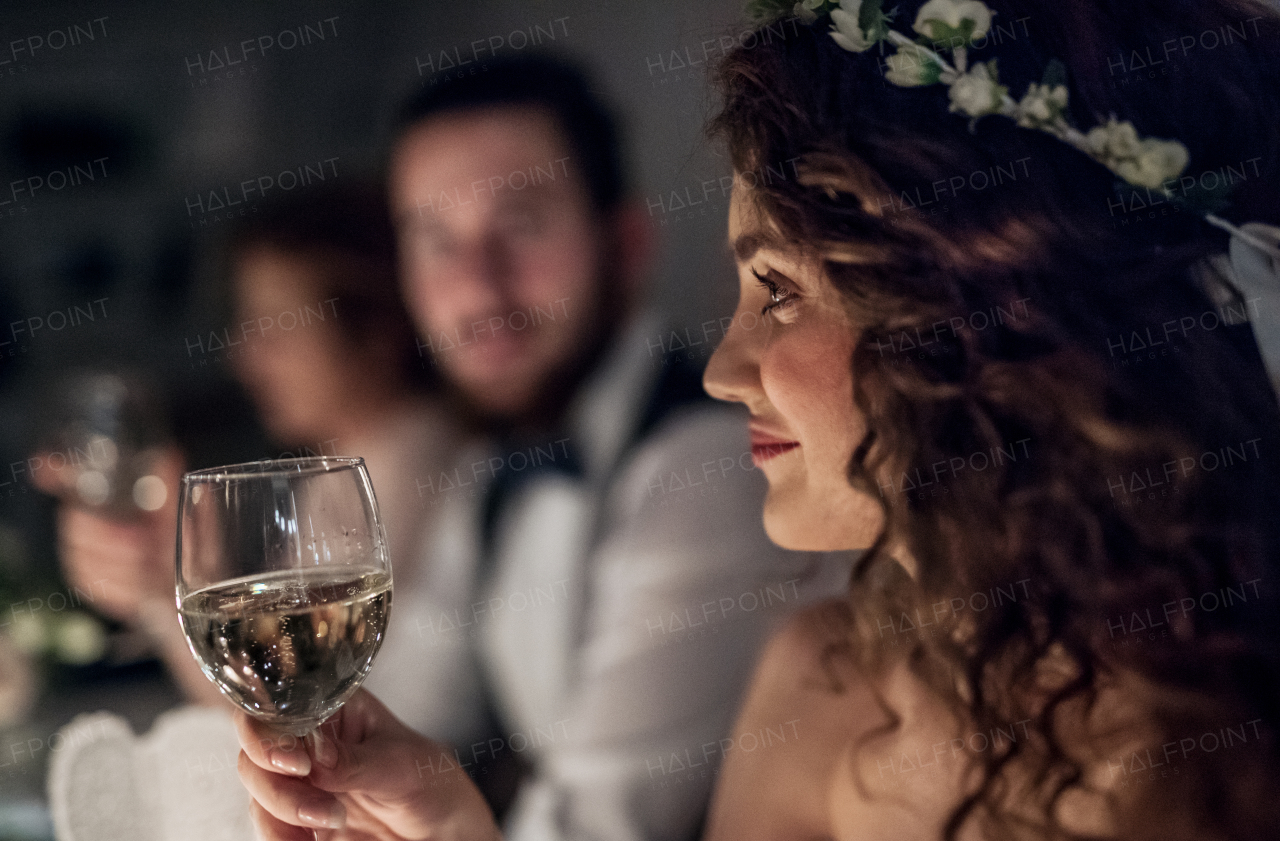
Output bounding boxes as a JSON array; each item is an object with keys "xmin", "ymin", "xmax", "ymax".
[{"xmin": 711, "ymin": 1, "xmax": 1280, "ymax": 838}]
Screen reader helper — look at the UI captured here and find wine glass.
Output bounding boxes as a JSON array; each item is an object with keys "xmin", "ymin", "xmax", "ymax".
[
  {"xmin": 176, "ymin": 457, "xmax": 392, "ymax": 737},
  {"xmin": 34, "ymin": 369, "xmax": 173, "ymax": 515}
]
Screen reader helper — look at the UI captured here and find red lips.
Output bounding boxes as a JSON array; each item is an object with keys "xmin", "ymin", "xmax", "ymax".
[{"xmin": 749, "ymin": 427, "xmax": 799, "ymax": 465}]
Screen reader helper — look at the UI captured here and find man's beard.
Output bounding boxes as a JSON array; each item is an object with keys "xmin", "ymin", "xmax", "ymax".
[{"xmin": 434, "ymin": 269, "xmax": 630, "ymax": 437}]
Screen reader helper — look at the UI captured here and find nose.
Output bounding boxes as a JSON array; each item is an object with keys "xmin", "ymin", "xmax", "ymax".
[
  {"xmin": 703, "ymin": 302, "xmax": 762, "ymax": 406},
  {"xmin": 452, "ymin": 231, "xmax": 516, "ymax": 318}
]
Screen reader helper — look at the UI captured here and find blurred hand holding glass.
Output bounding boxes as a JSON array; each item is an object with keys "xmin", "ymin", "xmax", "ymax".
[
  {"xmin": 176, "ymin": 457, "xmax": 392, "ymax": 736},
  {"xmin": 33, "ymin": 370, "xmax": 173, "ymax": 516}
]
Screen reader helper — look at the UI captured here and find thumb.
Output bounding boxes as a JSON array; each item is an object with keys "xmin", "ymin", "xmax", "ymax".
[
  {"xmin": 308, "ymin": 712, "xmax": 455, "ymax": 804},
  {"xmin": 307, "ymin": 703, "xmax": 491, "ymax": 830}
]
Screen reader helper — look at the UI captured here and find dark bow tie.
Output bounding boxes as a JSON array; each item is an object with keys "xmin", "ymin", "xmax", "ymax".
[{"xmin": 480, "ymin": 434, "xmax": 584, "ymax": 555}]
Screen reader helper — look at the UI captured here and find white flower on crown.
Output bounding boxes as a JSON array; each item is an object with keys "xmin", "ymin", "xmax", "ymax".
[
  {"xmin": 812, "ymin": 1, "xmax": 1192, "ymax": 192},
  {"xmin": 948, "ymin": 61, "xmax": 1006, "ymax": 117},
  {"xmin": 1087, "ymin": 119, "xmax": 1141, "ymax": 161},
  {"xmin": 829, "ymin": 0, "xmax": 875, "ymax": 52},
  {"xmin": 1086, "ymin": 119, "xmax": 1189, "ymax": 189},
  {"xmin": 1114, "ymin": 139, "xmax": 1191, "ymax": 189},
  {"xmin": 884, "ymin": 42, "xmax": 943, "ymax": 86},
  {"xmin": 1016, "ymin": 82, "xmax": 1069, "ymax": 128},
  {"xmin": 914, "ymin": 0, "xmax": 993, "ymax": 44}
]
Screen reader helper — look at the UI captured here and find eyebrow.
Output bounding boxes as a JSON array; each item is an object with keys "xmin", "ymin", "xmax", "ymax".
[{"xmin": 730, "ymin": 231, "xmax": 785, "ymax": 263}]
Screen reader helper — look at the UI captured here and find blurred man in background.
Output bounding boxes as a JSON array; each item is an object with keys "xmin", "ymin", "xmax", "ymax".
[{"xmin": 380, "ymin": 53, "xmax": 851, "ymax": 841}]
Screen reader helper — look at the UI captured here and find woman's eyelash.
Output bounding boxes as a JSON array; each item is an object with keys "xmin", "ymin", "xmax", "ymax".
[{"xmin": 751, "ymin": 268, "xmax": 796, "ymax": 315}]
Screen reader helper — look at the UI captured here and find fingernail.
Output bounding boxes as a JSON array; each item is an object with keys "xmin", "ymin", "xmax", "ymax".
[
  {"xmin": 297, "ymin": 800, "xmax": 346, "ymax": 830},
  {"xmin": 313, "ymin": 732, "xmax": 338, "ymax": 769},
  {"xmin": 269, "ymin": 748, "xmax": 310, "ymax": 776}
]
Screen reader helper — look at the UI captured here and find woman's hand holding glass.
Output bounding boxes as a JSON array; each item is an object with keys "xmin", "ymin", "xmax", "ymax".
[{"xmin": 234, "ymin": 689, "xmax": 501, "ymax": 840}]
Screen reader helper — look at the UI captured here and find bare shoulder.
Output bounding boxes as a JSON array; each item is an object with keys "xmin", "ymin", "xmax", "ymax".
[
  {"xmin": 752, "ymin": 598, "xmax": 862, "ymax": 692},
  {"xmin": 704, "ymin": 599, "xmax": 881, "ymax": 841}
]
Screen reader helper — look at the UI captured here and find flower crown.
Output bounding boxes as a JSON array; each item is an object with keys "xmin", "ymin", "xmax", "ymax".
[
  {"xmin": 747, "ymin": 0, "xmax": 1196, "ymax": 193},
  {"xmin": 744, "ymin": 0, "xmax": 1279, "ymax": 252}
]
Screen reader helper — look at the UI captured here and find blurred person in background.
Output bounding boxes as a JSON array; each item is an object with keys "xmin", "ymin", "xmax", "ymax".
[
  {"xmin": 35, "ymin": 182, "xmax": 460, "ymax": 707},
  {"xmin": 368, "ymin": 52, "xmax": 850, "ymax": 840}
]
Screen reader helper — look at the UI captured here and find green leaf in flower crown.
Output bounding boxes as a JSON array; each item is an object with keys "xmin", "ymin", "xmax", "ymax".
[
  {"xmin": 859, "ymin": 0, "xmax": 894, "ymax": 44},
  {"xmin": 1169, "ymin": 175, "xmax": 1236, "ymax": 217},
  {"xmin": 746, "ymin": 0, "xmax": 799, "ymax": 22},
  {"xmin": 916, "ymin": 19, "xmax": 977, "ymax": 49},
  {"xmin": 1040, "ymin": 58, "xmax": 1068, "ymax": 89}
]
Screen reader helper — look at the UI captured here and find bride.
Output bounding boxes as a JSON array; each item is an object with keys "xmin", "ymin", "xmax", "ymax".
[{"xmin": 232, "ymin": 1, "xmax": 1280, "ymax": 838}]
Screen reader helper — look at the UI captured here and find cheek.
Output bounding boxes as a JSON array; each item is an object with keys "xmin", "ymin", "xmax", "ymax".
[
  {"xmin": 515, "ymin": 225, "xmax": 599, "ymax": 308},
  {"xmin": 405, "ymin": 271, "xmax": 460, "ymax": 334},
  {"xmin": 266, "ymin": 334, "xmax": 340, "ymax": 388},
  {"xmin": 762, "ymin": 324, "xmax": 858, "ymax": 450}
]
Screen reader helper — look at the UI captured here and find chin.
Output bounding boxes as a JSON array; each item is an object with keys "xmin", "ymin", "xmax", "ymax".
[
  {"xmin": 761, "ymin": 493, "xmax": 881, "ymax": 552},
  {"xmin": 448, "ymin": 381, "xmax": 541, "ymax": 429},
  {"xmin": 762, "ymin": 504, "xmax": 829, "ymax": 552},
  {"xmin": 471, "ymin": 383, "xmax": 538, "ymax": 418}
]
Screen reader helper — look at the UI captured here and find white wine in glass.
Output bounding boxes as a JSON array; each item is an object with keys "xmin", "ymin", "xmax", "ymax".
[{"xmin": 176, "ymin": 457, "xmax": 392, "ymax": 736}]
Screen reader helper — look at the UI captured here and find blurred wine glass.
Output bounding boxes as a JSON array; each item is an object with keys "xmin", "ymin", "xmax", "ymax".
[
  {"xmin": 175, "ymin": 457, "xmax": 392, "ymax": 737},
  {"xmin": 32, "ymin": 370, "xmax": 172, "ymax": 515}
]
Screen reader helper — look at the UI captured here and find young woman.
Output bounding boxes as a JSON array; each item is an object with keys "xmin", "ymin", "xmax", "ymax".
[{"xmin": 233, "ymin": 1, "xmax": 1280, "ymax": 839}]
